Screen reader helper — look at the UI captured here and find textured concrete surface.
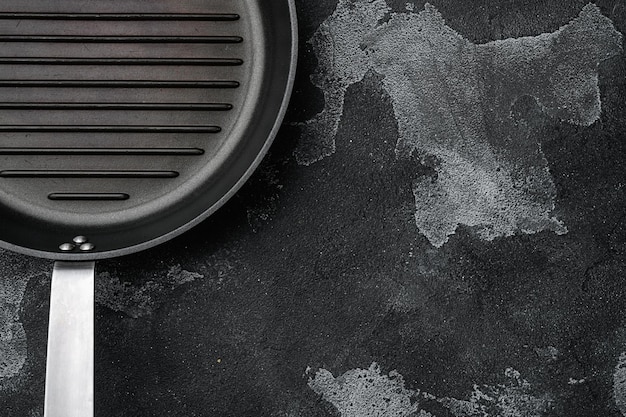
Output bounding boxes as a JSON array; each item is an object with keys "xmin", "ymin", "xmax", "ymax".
[{"xmin": 1, "ymin": 1, "xmax": 626, "ymax": 416}]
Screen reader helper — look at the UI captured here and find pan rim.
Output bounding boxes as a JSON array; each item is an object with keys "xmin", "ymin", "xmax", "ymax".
[{"xmin": 0, "ymin": 0, "xmax": 298, "ymax": 261}]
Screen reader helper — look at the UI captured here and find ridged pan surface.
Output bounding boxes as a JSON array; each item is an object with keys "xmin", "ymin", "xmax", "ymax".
[{"xmin": 0, "ymin": 0, "xmax": 297, "ymax": 260}]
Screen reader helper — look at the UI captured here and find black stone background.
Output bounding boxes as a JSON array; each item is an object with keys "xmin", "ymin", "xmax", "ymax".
[{"xmin": 1, "ymin": 0, "xmax": 626, "ymax": 416}]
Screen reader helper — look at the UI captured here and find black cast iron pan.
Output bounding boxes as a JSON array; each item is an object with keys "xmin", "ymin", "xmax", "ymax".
[{"xmin": 0, "ymin": 1, "xmax": 297, "ymax": 415}]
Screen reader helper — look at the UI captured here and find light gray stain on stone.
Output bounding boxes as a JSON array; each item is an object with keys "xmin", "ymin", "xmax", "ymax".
[
  {"xmin": 438, "ymin": 368, "xmax": 552, "ymax": 417},
  {"xmin": 0, "ymin": 250, "xmax": 48, "ymax": 384},
  {"xmin": 0, "ymin": 271, "xmax": 29, "ymax": 379},
  {"xmin": 299, "ymin": 2, "xmax": 622, "ymax": 247},
  {"xmin": 0, "ymin": 251, "xmax": 49, "ymax": 389},
  {"xmin": 96, "ymin": 264, "xmax": 203, "ymax": 318},
  {"xmin": 296, "ymin": 0, "xmax": 390, "ymax": 165},
  {"xmin": 308, "ymin": 364, "xmax": 551, "ymax": 417},
  {"xmin": 308, "ymin": 363, "xmax": 420, "ymax": 417},
  {"xmin": 614, "ymin": 352, "xmax": 626, "ymax": 416}
]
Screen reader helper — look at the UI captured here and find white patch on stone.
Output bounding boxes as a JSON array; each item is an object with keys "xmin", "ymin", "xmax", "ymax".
[
  {"xmin": 307, "ymin": 363, "xmax": 419, "ymax": 417},
  {"xmin": 308, "ymin": 364, "xmax": 551, "ymax": 417},
  {"xmin": 0, "ymin": 270, "xmax": 32, "ymax": 379},
  {"xmin": 439, "ymin": 368, "xmax": 552, "ymax": 417},
  {"xmin": 567, "ymin": 378, "xmax": 586, "ymax": 385},
  {"xmin": 296, "ymin": 0, "xmax": 390, "ymax": 165},
  {"xmin": 614, "ymin": 352, "xmax": 626, "ymax": 416},
  {"xmin": 96, "ymin": 265, "xmax": 203, "ymax": 318},
  {"xmin": 299, "ymin": 2, "xmax": 623, "ymax": 247}
]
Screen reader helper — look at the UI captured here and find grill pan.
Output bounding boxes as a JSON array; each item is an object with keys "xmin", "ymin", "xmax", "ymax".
[
  {"xmin": 0, "ymin": 0, "xmax": 296, "ymax": 260},
  {"xmin": 0, "ymin": 1, "xmax": 297, "ymax": 415}
]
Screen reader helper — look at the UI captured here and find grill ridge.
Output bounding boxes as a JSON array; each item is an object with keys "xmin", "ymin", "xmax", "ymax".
[
  {"xmin": 0, "ymin": 80, "xmax": 240, "ymax": 88},
  {"xmin": 0, "ymin": 170, "xmax": 180, "ymax": 178},
  {"xmin": 0, "ymin": 5, "xmax": 246, "ymax": 208},
  {"xmin": 0, "ymin": 57, "xmax": 244, "ymax": 66},
  {"xmin": 0, "ymin": 35, "xmax": 243, "ymax": 43},
  {"xmin": 0, "ymin": 12, "xmax": 241, "ymax": 21},
  {"xmin": 0, "ymin": 102, "xmax": 233, "ymax": 110},
  {"xmin": 0, "ymin": 148, "xmax": 205, "ymax": 155},
  {"xmin": 0, "ymin": 125, "xmax": 222, "ymax": 133},
  {"xmin": 48, "ymin": 193, "xmax": 130, "ymax": 201}
]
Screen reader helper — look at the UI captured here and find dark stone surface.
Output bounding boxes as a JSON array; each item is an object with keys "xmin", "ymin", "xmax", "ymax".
[{"xmin": 1, "ymin": 1, "xmax": 626, "ymax": 416}]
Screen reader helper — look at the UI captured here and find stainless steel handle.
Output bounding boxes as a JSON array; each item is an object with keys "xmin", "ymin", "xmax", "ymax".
[{"xmin": 44, "ymin": 261, "xmax": 95, "ymax": 417}]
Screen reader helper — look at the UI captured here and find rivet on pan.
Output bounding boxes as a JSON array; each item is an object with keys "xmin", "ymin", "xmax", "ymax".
[
  {"xmin": 73, "ymin": 236, "xmax": 88, "ymax": 244},
  {"xmin": 79, "ymin": 243, "xmax": 95, "ymax": 252},
  {"xmin": 59, "ymin": 243, "xmax": 75, "ymax": 252}
]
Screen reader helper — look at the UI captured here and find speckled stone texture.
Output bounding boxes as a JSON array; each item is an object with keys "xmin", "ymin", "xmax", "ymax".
[{"xmin": 1, "ymin": 1, "xmax": 626, "ymax": 416}]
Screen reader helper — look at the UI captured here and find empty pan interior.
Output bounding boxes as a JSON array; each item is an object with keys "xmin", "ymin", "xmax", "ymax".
[{"xmin": 0, "ymin": 0, "xmax": 297, "ymax": 260}]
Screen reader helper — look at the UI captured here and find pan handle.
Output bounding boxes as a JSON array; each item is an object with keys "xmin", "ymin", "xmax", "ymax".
[{"xmin": 44, "ymin": 261, "xmax": 95, "ymax": 417}]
